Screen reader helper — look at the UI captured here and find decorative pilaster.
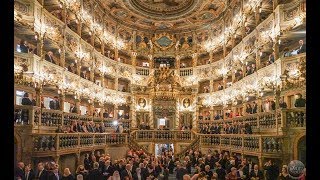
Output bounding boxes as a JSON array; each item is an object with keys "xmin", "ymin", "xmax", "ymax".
[
  {"xmin": 256, "ymin": 49, "xmax": 261, "ymax": 70},
  {"xmin": 149, "ymin": 99, "xmax": 154, "ymax": 129},
  {"xmin": 131, "ymin": 52, "xmax": 137, "ymax": 66},
  {"xmin": 192, "ymin": 53, "xmax": 198, "ymax": 67}
]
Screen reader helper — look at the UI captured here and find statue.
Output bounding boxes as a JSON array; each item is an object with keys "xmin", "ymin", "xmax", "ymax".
[{"xmin": 148, "ymin": 40, "xmax": 153, "ymax": 49}]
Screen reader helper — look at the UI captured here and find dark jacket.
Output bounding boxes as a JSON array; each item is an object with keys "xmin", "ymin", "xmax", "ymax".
[
  {"xmin": 45, "ymin": 54, "xmax": 55, "ymax": 64},
  {"xmin": 36, "ymin": 169, "xmax": 48, "ymax": 180},
  {"xmin": 88, "ymin": 169, "xmax": 103, "ymax": 180},
  {"xmin": 295, "ymin": 98, "xmax": 306, "ymax": 107},
  {"xmin": 24, "ymin": 171, "xmax": 35, "ymax": 180},
  {"xmin": 175, "ymin": 168, "xmax": 188, "ymax": 180},
  {"xmin": 49, "ymin": 100, "xmax": 60, "ymax": 110},
  {"xmin": 249, "ymin": 170, "xmax": 264, "ymax": 180},
  {"xmin": 14, "ymin": 167, "xmax": 24, "ymax": 179},
  {"xmin": 216, "ymin": 168, "xmax": 226, "ymax": 180},
  {"xmin": 20, "ymin": 44, "xmax": 29, "ymax": 53},
  {"xmin": 120, "ymin": 169, "xmax": 132, "ymax": 180},
  {"xmin": 264, "ymin": 164, "xmax": 279, "ymax": 180},
  {"xmin": 47, "ymin": 172, "xmax": 63, "ymax": 180},
  {"xmin": 61, "ymin": 174, "xmax": 75, "ymax": 180},
  {"xmin": 297, "ymin": 44, "xmax": 306, "ymax": 54},
  {"xmin": 22, "ymin": 97, "xmax": 33, "ymax": 106}
]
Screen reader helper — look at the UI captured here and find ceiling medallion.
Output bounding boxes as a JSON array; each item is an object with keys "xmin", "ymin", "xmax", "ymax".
[{"xmin": 129, "ymin": 0, "xmax": 196, "ymax": 19}]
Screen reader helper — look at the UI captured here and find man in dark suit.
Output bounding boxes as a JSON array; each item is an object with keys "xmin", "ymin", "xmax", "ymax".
[
  {"xmin": 120, "ymin": 164, "xmax": 133, "ymax": 180},
  {"xmin": 21, "ymin": 93, "xmax": 33, "ymax": 105},
  {"xmin": 84, "ymin": 154, "xmax": 92, "ymax": 171},
  {"xmin": 36, "ymin": 162, "xmax": 48, "ymax": 180},
  {"xmin": 49, "ymin": 96, "xmax": 60, "ymax": 110},
  {"xmin": 45, "ymin": 51, "xmax": 56, "ymax": 64},
  {"xmin": 167, "ymin": 157, "xmax": 175, "ymax": 174},
  {"xmin": 249, "ymin": 164, "xmax": 264, "ymax": 180},
  {"xmin": 47, "ymin": 165, "xmax": 62, "ymax": 180},
  {"xmin": 294, "ymin": 93, "xmax": 306, "ymax": 107},
  {"xmin": 297, "ymin": 40, "xmax": 306, "ymax": 54},
  {"xmin": 252, "ymin": 102, "xmax": 258, "ymax": 114},
  {"xmin": 264, "ymin": 160, "xmax": 279, "ymax": 180},
  {"xmin": 215, "ymin": 163, "xmax": 226, "ymax": 180},
  {"xmin": 175, "ymin": 164, "xmax": 188, "ymax": 180},
  {"xmin": 15, "ymin": 162, "xmax": 25, "ymax": 179},
  {"xmin": 24, "ymin": 164, "xmax": 35, "ymax": 180},
  {"xmin": 19, "ymin": 40, "xmax": 30, "ymax": 53},
  {"xmin": 103, "ymin": 160, "xmax": 114, "ymax": 179},
  {"xmin": 88, "ymin": 162, "xmax": 102, "ymax": 180},
  {"xmin": 69, "ymin": 104, "xmax": 77, "ymax": 113}
]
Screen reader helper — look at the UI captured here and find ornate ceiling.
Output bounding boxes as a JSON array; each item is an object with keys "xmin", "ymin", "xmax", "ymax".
[{"xmin": 99, "ymin": 0, "xmax": 227, "ymax": 33}]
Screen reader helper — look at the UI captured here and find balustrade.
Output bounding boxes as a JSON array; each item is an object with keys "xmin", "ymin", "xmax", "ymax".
[
  {"xmin": 41, "ymin": 109, "xmax": 63, "ymax": 127},
  {"xmin": 180, "ymin": 68, "xmax": 193, "ymax": 76},
  {"xmin": 32, "ymin": 133, "xmax": 128, "ymax": 154},
  {"xmin": 63, "ymin": 113, "xmax": 79, "ymax": 126},
  {"xmin": 132, "ymin": 130, "xmax": 194, "ymax": 142},
  {"xmin": 14, "ymin": 105, "xmax": 40, "ymax": 125},
  {"xmin": 283, "ymin": 108, "xmax": 306, "ymax": 128},
  {"xmin": 199, "ymin": 134, "xmax": 280, "ymax": 154},
  {"xmin": 136, "ymin": 67, "xmax": 150, "ymax": 76}
]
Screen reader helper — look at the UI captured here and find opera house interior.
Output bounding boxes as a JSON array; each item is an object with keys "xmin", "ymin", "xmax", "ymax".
[{"xmin": 14, "ymin": 0, "xmax": 306, "ymax": 179}]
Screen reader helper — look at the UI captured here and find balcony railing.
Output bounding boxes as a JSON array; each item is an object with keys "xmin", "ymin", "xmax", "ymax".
[
  {"xmin": 199, "ymin": 134, "xmax": 283, "ymax": 155},
  {"xmin": 198, "ymin": 108, "xmax": 306, "ymax": 132},
  {"xmin": 14, "ymin": 105, "xmax": 131, "ymax": 130},
  {"xmin": 136, "ymin": 67, "xmax": 150, "ymax": 76},
  {"xmin": 180, "ymin": 68, "xmax": 193, "ymax": 76},
  {"xmin": 131, "ymin": 130, "xmax": 195, "ymax": 142},
  {"xmin": 32, "ymin": 133, "xmax": 128, "ymax": 153}
]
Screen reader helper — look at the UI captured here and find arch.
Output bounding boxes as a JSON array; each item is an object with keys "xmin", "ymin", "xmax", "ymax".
[
  {"xmin": 293, "ymin": 133, "xmax": 306, "ymax": 162},
  {"xmin": 14, "ymin": 132, "xmax": 22, "ymax": 163}
]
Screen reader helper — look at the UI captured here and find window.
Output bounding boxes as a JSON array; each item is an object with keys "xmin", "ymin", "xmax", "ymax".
[
  {"xmin": 159, "ymin": 118, "xmax": 166, "ymax": 126},
  {"xmin": 43, "ymin": 97, "xmax": 54, "ymax": 109},
  {"xmin": 80, "ymin": 106, "xmax": 87, "ymax": 115},
  {"xmin": 15, "ymin": 90, "xmax": 26, "ymax": 105},
  {"xmin": 64, "ymin": 102, "xmax": 71, "ymax": 113}
]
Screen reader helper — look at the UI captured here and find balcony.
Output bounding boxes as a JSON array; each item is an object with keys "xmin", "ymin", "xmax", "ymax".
[
  {"xmin": 131, "ymin": 130, "xmax": 195, "ymax": 143},
  {"xmin": 199, "ymin": 134, "xmax": 283, "ymax": 157},
  {"xmin": 32, "ymin": 133, "xmax": 128, "ymax": 157},
  {"xmin": 14, "ymin": 105, "xmax": 131, "ymax": 130},
  {"xmin": 198, "ymin": 108, "xmax": 306, "ymax": 133}
]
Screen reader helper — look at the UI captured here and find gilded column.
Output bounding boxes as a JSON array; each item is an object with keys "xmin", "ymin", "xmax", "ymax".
[
  {"xmin": 131, "ymin": 52, "xmax": 137, "ymax": 66},
  {"xmin": 114, "ymin": 104, "xmax": 118, "ymax": 119},
  {"xmin": 192, "ymin": 53, "xmax": 198, "ymax": 67},
  {"xmin": 130, "ymin": 97, "xmax": 137, "ymax": 129},
  {"xmin": 256, "ymin": 49, "xmax": 261, "ymax": 70},
  {"xmin": 149, "ymin": 99, "xmax": 154, "ymax": 129}
]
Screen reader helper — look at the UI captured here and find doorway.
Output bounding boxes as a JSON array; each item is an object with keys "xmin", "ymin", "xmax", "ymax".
[
  {"xmin": 155, "ymin": 143, "xmax": 174, "ymax": 156},
  {"xmin": 297, "ymin": 136, "xmax": 306, "ymax": 165}
]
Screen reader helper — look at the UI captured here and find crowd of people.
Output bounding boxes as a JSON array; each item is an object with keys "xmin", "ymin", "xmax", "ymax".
[
  {"xmin": 55, "ymin": 120, "xmax": 128, "ymax": 134},
  {"xmin": 15, "ymin": 147, "xmax": 306, "ymax": 180},
  {"xmin": 199, "ymin": 122, "xmax": 252, "ymax": 135}
]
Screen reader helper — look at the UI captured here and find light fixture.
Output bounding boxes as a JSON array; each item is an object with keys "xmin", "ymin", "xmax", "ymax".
[{"xmin": 113, "ymin": 121, "xmax": 118, "ymax": 126}]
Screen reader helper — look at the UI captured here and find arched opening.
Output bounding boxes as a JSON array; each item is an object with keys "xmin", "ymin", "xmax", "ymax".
[
  {"xmin": 14, "ymin": 137, "xmax": 17, "ymax": 169},
  {"xmin": 297, "ymin": 135, "xmax": 306, "ymax": 165}
]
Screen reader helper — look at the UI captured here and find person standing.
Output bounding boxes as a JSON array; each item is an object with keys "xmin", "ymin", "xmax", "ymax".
[
  {"xmin": 297, "ymin": 40, "xmax": 306, "ymax": 54},
  {"xmin": 49, "ymin": 96, "xmax": 60, "ymax": 110}
]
